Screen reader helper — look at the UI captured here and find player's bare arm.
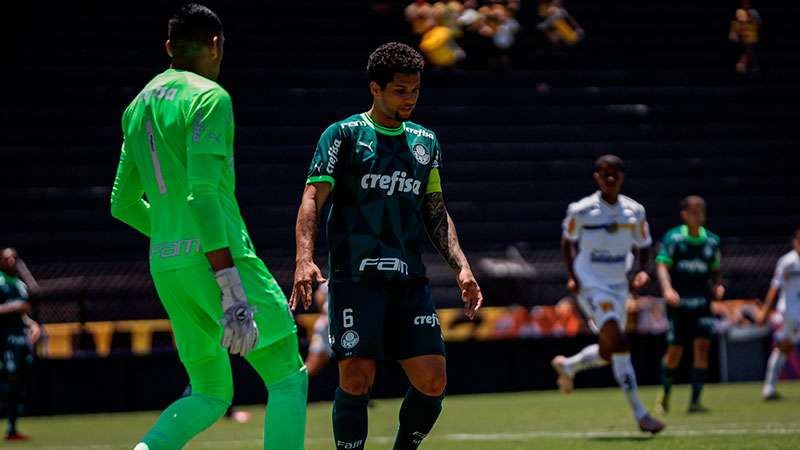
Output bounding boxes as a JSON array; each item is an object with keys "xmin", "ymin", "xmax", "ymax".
[
  {"xmin": 561, "ymin": 237, "xmax": 579, "ymax": 293},
  {"xmin": 0, "ymin": 300, "xmax": 30, "ymax": 315},
  {"xmin": 711, "ymin": 268, "xmax": 726, "ymax": 300},
  {"xmin": 421, "ymin": 191, "xmax": 483, "ymax": 319},
  {"xmin": 291, "ymin": 182, "xmax": 330, "ymax": 310},
  {"xmin": 758, "ymin": 286, "xmax": 780, "ymax": 325},
  {"xmin": 657, "ymin": 263, "xmax": 680, "ymax": 306},
  {"xmin": 631, "ymin": 247, "xmax": 651, "ymax": 293}
]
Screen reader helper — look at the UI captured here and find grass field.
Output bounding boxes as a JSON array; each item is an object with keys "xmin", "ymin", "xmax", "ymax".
[{"xmin": 4, "ymin": 382, "xmax": 800, "ymax": 449}]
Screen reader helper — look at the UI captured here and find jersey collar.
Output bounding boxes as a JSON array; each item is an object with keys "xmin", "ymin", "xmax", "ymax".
[
  {"xmin": 361, "ymin": 112, "xmax": 406, "ymax": 136},
  {"xmin": 680, "ymin": 225, "xmax": 707, "ymax": 244}
]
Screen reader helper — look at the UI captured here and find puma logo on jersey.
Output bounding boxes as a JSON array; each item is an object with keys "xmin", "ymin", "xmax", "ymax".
[
  {"xmin": 360, "ymin": 171, "xmax": 422, "ymax": 196},
  {"xmin": 357, "ymin": 140, "xmax": 374, "ymax": 152}
]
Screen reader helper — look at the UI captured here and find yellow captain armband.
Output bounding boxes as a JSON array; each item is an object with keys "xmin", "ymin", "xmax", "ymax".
[{"xmin": 425, "ymin": 168, "xmax": 442, "ymax": 194}]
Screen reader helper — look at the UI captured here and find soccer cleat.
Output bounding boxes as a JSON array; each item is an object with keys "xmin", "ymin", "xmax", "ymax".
[
  {"xmin": 638, "ymin": 414, "xmax": 665, "ymax": 435},
  {"xmin": 551, "ymin": 355, "xmax": 574, "ymax": 394},
  {"xmin": 5, "ymin": 432, "xmax": 31, "ymax": 441},
  {"xmin": 654, "ymin": 392, "xmax": 669, "ymax": 415},
  {"xmin": 763, "ymin": 391, "xmax": 782, "ymax": 401},
  {"xmin": 687, "ymin": 403, "xmax": 710, "ymax": 413}
]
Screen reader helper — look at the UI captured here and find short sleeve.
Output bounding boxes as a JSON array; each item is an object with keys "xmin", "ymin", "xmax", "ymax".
[
  {"xmin": 710, "ymin": 239, "xmax": 722, "ymax": 270},
  {"xmin": 431, "ymin": 137, "xmax": 442, "ymax": 170},
  {"xmin": 425, "ymin": 138, "xmax": 443, "ymax": 194},
  {"xmin": 633, "ymin": 208, "xmax": 652, "ymax": 248},
  {"xmin": 306, "ymin": 123, "xmax": 348, "ymax": 188},
  {"xmin": 186, "ymin": 89, "xmax": 233, "ymax": 157},
  {"xmin": 562, "ymin": 203, "xmax": 582, "ymax": 242},
  {"xmin": 771, "ymin": 258, "xmax": 786, "ymax": 289},
  {"xmin": 655, "ymin": 233, "xmax": 675, "ymax": 267}
]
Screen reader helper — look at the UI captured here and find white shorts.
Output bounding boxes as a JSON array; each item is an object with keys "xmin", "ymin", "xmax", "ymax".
[
  {"xmin": 308, "ymin": 316, "xmax": 333, "ymax": 355},
  {"xmin": 775, "ymin": 314, "xmax": 800, "ymax": 344},
  {"xmin": 577, "ymin": 281, "xmax": 629, "ymax": 332}
]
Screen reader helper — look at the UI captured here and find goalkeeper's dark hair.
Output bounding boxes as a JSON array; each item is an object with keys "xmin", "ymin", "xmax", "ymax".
[
  {"xmin": 168, "ymin": 3, "xmax": 223, "ymax": 60},
  {"xmin": 367, "ymin": 42, "xmax": 425, "ymax": 88},
  {"xmin": 680, "ymin": 195, "xmax": 706, "ymax": 211},
  {"xmin": 594, "ymin": 154, "xmax": 625, "ymax": 172}
]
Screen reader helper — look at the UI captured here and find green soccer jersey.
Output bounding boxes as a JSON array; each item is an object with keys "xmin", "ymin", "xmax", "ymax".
[
  {"xmin": 115, "ymin": 69, "xmax": 256, "ymax": 273},
  {"xmin": 306, "ymin": 113, "xmax": 442, "ymax": 282},
  {"xmin": 0, "ymin": 273, "xmax": 27, "ymax": 338},
  {"xmin": 656, "ymin": 225, "xmax": 721, "ymax": 309}
]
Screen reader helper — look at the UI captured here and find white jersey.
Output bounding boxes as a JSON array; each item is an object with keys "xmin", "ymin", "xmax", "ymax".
[
  {"xmin": 562, "ymin": 191, "xmax": 652, "ymax": 285},
  {"xmin": 772, "ymin": 250, "xmax": 800, "ymax": 318}
]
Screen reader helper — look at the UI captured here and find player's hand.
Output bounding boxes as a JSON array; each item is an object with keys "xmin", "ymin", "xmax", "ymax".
[
  {"xmin": 457, "ymin": 268, "xmax": 483, "ymax": 320},
  {"xmin": 291, "ymin": 259, "xmax": 326, "ymax": 311},
  {"xmin": 26, "ymin": 320, "xmax": 42, "ymax": 344},
  {"xmin": 216, "ymin": 267, "xmax": 260, "ymax": 356},
  {"xmin": 631, "ymin": 271, "xmax": 650, "ymax": 293},
  {"xmin": 712, "ymin": 284, "xmax": 726, "ymax": 300},
  {"xmin": 566, "ymin": 276, "xmax": 580, "ymax": 294},
  {"xmin": 663, "ymin": 288, "xmax": 681, "ymax": 307},
  {"xmin": 756, "ymin": 308, "xmax": 769, "ymax": 326}
]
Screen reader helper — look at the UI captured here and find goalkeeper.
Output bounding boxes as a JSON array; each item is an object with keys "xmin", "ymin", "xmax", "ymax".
[{"xmin": 110, "ymin": 4, "xmax": 306, "ymax": 449}]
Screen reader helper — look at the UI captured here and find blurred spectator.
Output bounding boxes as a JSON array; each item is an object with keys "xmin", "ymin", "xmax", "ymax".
[
  {"xmin": 305, "ymin": 282, "xmax": 332, "ymax": 377},
  {"xmin": 729, "ymin": 0, "xmax": 761, "ymax": 74},
  {"xmin": 536, "ymin": 0, "xmax": 584, "ymax": 49},
  {"xmin": 494, "ymin": 298, "xmax": 585, "ymax": 339},
  {"xmin": 0, "ymin": 248, "xmax": 39, "ymax": 441},
  {"xmin": 554, "ymin": 297, "xmax": 585, "ymax": 336},
  {"xmin": 625, "ymin": 296, "xmax": 668, "ymax": 335}
]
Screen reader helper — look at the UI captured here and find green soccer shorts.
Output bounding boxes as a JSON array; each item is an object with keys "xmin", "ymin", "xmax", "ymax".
[
  {"xmin": 328, "ymin": 279, "xmax": 446, "ymax": 361},
  {"xmin": 152, "ymin": 257, "xmax": 297, "ymax": 365}
]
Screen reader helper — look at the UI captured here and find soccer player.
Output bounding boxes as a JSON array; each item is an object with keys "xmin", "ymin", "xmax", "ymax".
[
  {"xmin": 291, "ymin": 42, "xmax": 483, "ymax": 450},
  {"xmin": 110, "ymin": 5, "xmax": 306, "ymax": 449},
  {"xmin": 550, "ymin": 155, "xmax": 665, "ymax": 434},
  {"xmin": 758, "ymin": 228, "xmax": 800, "ymax": 400},
  {"xmin": 654, "ymin": 196, "xmax": 724, "ymax": 414},
  {"xmin": 0, "ymin": 248, "xmax": 37, "ymax": 441}
]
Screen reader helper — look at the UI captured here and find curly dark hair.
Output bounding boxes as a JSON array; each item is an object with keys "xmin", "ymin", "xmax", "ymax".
[
  {"xmin": 594, "ymin": 154, "xmax": 625, "ymax": 173},
  {"xmin": 367, "ymin": 42, "xmax": 425, "ymax": 88},
  {"xmin": 168, "ymin": 3, "xmax": 223, "ymax": 59}
]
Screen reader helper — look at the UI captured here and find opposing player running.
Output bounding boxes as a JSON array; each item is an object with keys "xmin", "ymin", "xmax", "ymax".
[
  {"xmin": 291, "ymin": 42, "xmax": 483, "ymax": 450},
  {"xmin": 758, "ymin": 228, "xmax": 800, "ymax": 400},
  {"xmin": 655, "ymin": 196, "xmax": 724, "ymax": 414},
  {"xmin": 551, "ymin": 155, "xmax": 665, "ymax": 434},
  {"xmin": 111, "ymin": 4, "xmax": 306, "ymax": 449}
]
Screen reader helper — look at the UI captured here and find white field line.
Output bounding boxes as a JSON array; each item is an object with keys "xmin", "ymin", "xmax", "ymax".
[{"xmin": 5, "ymin": 426, "xmax": 800, "ymax": 450}]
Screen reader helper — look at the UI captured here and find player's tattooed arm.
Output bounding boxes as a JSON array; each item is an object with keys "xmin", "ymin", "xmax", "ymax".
[
  {"xmin": 422, "ymin": 192, "xmax": 483, "ymax": 319},
  {"xmin": 421, "ymin": 192, "xmax": 468, "ymax": 271}
]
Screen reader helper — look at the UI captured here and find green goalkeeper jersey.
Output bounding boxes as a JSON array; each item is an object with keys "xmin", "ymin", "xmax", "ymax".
[
  {"xmin": 306, "ymin": 113, "xmax": 442, "ymax": 282},
  {"xmin": 115, "ymin": 68, "xmax": 256, "ymax": 273},
  {"xmin": 656, "ymin": 225, "xmax": 721, "ymax": 310}
]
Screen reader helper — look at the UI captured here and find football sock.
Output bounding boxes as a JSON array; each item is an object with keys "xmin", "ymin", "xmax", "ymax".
[
  {"xmin": 661, "ymin": 361, "xmax": 676, "ymax": 399},
  {"xmin": 690, "ymin": 368, "xmax": 707, "ymax": 404},
  {"xmin": 393, "ymin": 388, "xmax": 443, "ymax": 450},
  {"xmin": 333, "ymin": 388, "xmax": 370, "ymax": 450},
  {"xmin": 611, "ymin": 353, "xmax": 647, "ymax": 421},
  {"xmin": 140, "ymin": 355, "xmax": 232, "ymax": 450},
  {"xmin": 264, "ymin": 368, "xmax": 309, "ymax": 450},
  {"xmin": 562, "ymin": 344, "xmax": 608, "ymax": 376},
  {"xmin": 764, "ymin": 348, "xmax": 786, "ymax": 391}
]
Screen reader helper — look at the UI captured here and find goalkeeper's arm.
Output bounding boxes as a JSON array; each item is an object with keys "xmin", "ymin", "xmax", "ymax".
[{"xmin": 111, "ymin": 142, "xmax": 151, "ymax": 236}]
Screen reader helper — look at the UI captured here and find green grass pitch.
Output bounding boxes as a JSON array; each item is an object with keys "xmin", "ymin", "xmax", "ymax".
[{"xmin": 5, "ymin": 382, "xmax": 800, "ymax": 449}]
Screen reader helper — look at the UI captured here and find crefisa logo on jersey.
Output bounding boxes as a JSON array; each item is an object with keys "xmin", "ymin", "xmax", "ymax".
[
  {"xmin": 327, "ymin": 139, "xmax": 342, "ymax": 174},
  {"xmin": 341, "ymin": 330, "xmax": 360, "ymax": 349},
  {"xmin": 412, "ymin": 143, "xmax": 430, "ymax": 165}
]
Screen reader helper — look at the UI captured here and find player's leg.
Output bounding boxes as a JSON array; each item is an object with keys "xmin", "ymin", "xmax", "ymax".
[
  {"xmin": 329, "ymin": 282, "xmax": 387, "ymax": 450},
  {"xmin": 688, "ymin": 315, "xmax": 714, "ymax": 412},
  {"xmin": 236, "ymin": 258, "xmax": 307, "ymax": 450},
  {"xmin": 763, "ymin": 339, "xmax": 792, "ymax": 400},
  {"xmin": 136, "ymin": 267, "xmax": 233, "ymax": 450},
  {"xmin": 1, "ymin": 341, "xmax": 32, "ymax": 440},
  {"xmin": 551, "ymin": 289, "xmax": 609, "ymax": 394},
  {"xmin": 389, "ymin": 281, "xmax": 447, "ymax": 450},
  {"xmin": 596, "ymin": 287, "xmax": 663, "ymax": 433},
  {"xmin": 657, "ymin": 309, "xmax": 683, "ymax": 414},
  {"xmin": 245, "ymin": 336, "xmax": 307, "ymax": 450}
]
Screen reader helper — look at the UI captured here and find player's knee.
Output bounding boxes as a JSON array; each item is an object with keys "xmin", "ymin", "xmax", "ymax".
[
  {"xmin": 415, "ymin": 372, "xmax": 447, "ymax": 397},
  {"xmin": 664, "ymin": 346, "xmax": 683, "ymax": 367},
  {"xmin": 339, "ymin": 361, "xmax": 375, "ymax": 395}
]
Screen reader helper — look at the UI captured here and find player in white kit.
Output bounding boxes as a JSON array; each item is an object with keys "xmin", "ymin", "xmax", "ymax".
[
  {"xmin": 758, "ymin": 228, "xmax": 800, "ymax": 400},
  {"xmin": 551, "ymin": 155, "xmax": 665, "ymax": 434}
]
